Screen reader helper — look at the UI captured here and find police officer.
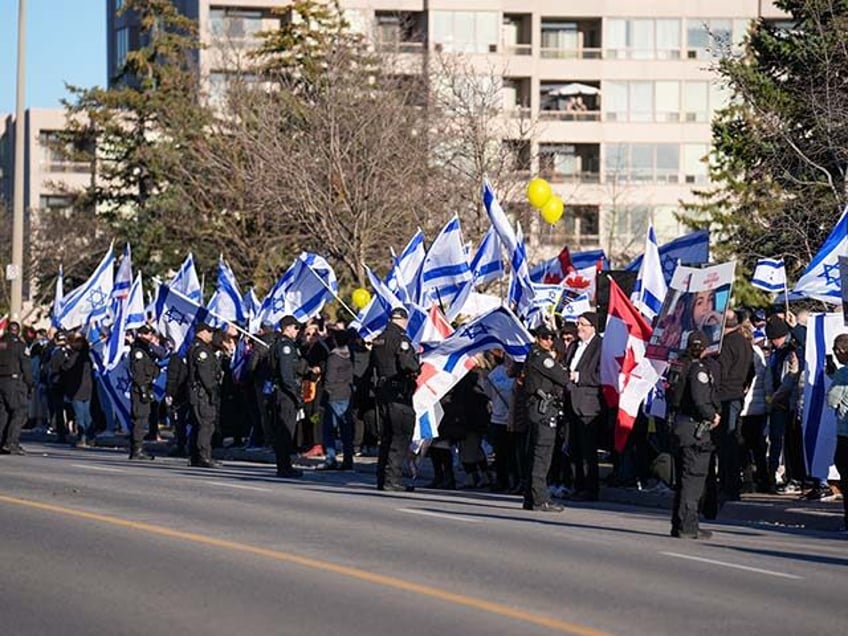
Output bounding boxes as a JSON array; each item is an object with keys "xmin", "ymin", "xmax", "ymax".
[
  {"xmin": 670, "ymin": 330, "xmax": 720, "ymax": 539},
  {"xmin": 370, "ymin": 307, "xmax": 420, "ymax": 492},
  {"xmin": 187, "ymin": 323, "xmax": 223, "ymax": 468},
  {"xmin": 522, "ymin": 325, "xmax": 569, "ymax": 512},
  {"xmin": 129, "ymin": 325, "xmax": 162, "ymax": 460},
  {"xmin": 164, "ymin": 344, "xmax": 189, "ymax": 458},
  {"xmin": 271, "ymin": 315, "xmax": 305, "ymax": 478},
  {"xmin": 0, "ymin": 322, "xmax": 33, "ymax": 455}
]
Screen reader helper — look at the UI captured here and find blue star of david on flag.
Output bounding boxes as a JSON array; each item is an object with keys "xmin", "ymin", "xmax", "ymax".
[
  {"xmin": 460, "ymin": 323, "xmax": 491, "ymax": 341},
  {"xmin": 271, "ymin": 297, "xmax": 287, "ymax": 314},
  {"xmin": 165, "ymin": 306, "xmax": 191, "ymax": 327},
  {"xmin": 87, "ymin": 287, "xmax": 108, "ymax": 310},
  {"xmin": 116, "ymin": 373, "xmax": 132, "ymax": 395},
  {"xmin": 793, "ymin": 205, "xmax": 848, "ymax": 303}
]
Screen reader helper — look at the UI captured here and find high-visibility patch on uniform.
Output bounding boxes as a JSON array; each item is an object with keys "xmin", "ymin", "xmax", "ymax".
[
  {"xmin": 282, "ymin": 345, "xmax": 292, "ymax": 355},
  {"xmin": 400, "ymin": 341, "xmax": 410, "ymax": 351},
  {"xmin": 696, "ymin": 371, "xmax": 709, "ymax": 384},
  {"xmin": 134, "ymin": 350, "xmax": 143, "ymax": 360},
  {"xmin": 543, "ymin": 357, "xmax": 555, "ymax": 369},
  {"xmin": 198, "ymin": 351, "xmax": 208, "ymax": 361}
]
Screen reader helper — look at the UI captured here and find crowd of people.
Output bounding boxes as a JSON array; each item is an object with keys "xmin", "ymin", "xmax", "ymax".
[{"xmin": 1, "ymin": 301, "xmax": 847, "ymax": 538}]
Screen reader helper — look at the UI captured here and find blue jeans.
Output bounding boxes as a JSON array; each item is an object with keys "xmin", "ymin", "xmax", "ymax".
[
  {"xmin": 72, "ymin": 400, "xmax": 92, "ymax": 442},
  {"xmin": 322, "ymin": 399, "xmax": 353, "ymax": 463}
]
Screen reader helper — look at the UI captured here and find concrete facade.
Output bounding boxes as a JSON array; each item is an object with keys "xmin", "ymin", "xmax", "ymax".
[{"xmin": 101, "ymin": 0, "xmax": 786, "ymax": 263}]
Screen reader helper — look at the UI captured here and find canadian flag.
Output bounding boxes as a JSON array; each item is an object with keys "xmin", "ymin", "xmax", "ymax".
[{"xmin": 600, "ymin": 278, "xmax": 668, "ymax": 453}]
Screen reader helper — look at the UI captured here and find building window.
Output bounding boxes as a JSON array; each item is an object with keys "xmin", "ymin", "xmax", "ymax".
[
  {"xmin": 686, "ymin": 18, "xmax": 744, "ymax": 59},
  {"xmin": 603, "ymin": 143, "xmax": 681, "ymax": 183},
  {"xmin": 39, "ymin": 195, "xmax": 74, "ymax": 215},
  {"xmin": 684, "ymin": 144, "xmax": 709, "ymax": 183},
  {"xmin": 431, "ymin": 11, "xmax": 499, "ymax": 54},
  {"xmin": 210, "ymin": 8, "xmax": 264, "ymax": 41},
  {"xmin": 605, "ymin": 18, "xmax": 681, "ymax": 60},
  {"xmin": 610, "ymin": 206, "xmax": 651, "ymax": 242},
  {"xmin": 116, "ymin": 27, "xmax": 129, "ymax": 69}
]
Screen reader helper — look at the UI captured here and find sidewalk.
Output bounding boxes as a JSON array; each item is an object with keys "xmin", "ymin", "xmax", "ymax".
[{"xmin": 24, "ymin": 429, "xmax": 847, "ymax": 533}]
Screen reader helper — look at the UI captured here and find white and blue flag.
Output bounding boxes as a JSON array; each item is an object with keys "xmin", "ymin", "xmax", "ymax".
[
  {"xmin": 530, "ymin": 283, "xmax": 564, "ymax": 309},
  {"xmin": 243, "ymin": 287, "xmax": 262, "ymax": 334},
  {"xmin": 104, "ymin": 273, "xmax": 143, "ymax": 371},
  {"xmin": 56, "ymin": 245, "xmax": 115, "ymax": 330},
  {"xmin": 483, "ymin": 179, "xmax": 518, "ymax": 255},
  {"xmin": 113, "ymin": 243, "xmax": 132, "ymax": 302},
  {"xmin": 470, "ymin": 226, "xmax": 504, "ymax": 287},
  {"xmin": 386, "ymin": 230, "xmax": 426, "ymax": 305},
  {"xmin": 419, "ymin": 215, "xmax": 474, "ymax": 320},
  {"xmin": 51, "ymin": 264, "xmax": 64, "ymax": 328},
  {"xmin": 802, "ymin": 312, "xmax": 843, "ymax": 481},
  {"xmin": 154, "ymin": 283, "xmax": 212, "ymax": 356},
  {"xmin": 206, "ymin": 256, "xmax": 246, "ymax": 326},
  {"xmin": 559, "ymin": 293, "xmax": 593, "ymax": 321},
  {"xmin": 751, "ymin": 257, "xmax": 787, "ymax": 293},
  {"xmin": 793, "ymin": 206, "xmax": 848, "ymax": 304},
  {"xmin": 626, "ymin": 229, "xmax": 709, "ymax": 284},
  {"xmin": 631, "ymin": 224, "xmax": 668, "ymax": 321},
  {"xmin": 414, "ymin": 306, "xmax": 534, "ymax": 440},
  {"xmin": 259, "ymin": 252, "xmax": 338, "ymax": 326},
  {"xmin": 169, "ymin": 253, "xmax": 203, "ymax": 304},
  {"xmin": 506, "ymin": 222, "xmax": 536, "ymax": 318},
  {"xmin": 350, "ymin": 266, "xmax": 404, "ymax": 340}
]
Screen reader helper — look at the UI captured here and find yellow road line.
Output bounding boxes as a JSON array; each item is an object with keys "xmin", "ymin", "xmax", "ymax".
[{"xmin": 0, "ymin": 494, "xmax": 609, "ymax": 636}]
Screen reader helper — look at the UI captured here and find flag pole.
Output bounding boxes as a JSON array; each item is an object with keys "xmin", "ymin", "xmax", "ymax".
[
  {"xmin": 782, "ymin": 258, "xmax": 790, "ymax": 318},
  {"xmin": 302, "ymin": 262, "xmax": 359, "ymax": 318},
  {"xmin": 152, "ymin": 278, "xmax": 268, "ymax": 348}
]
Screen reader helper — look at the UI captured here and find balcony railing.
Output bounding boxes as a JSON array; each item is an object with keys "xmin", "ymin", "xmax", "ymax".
[
  {"xmin": 41, "ymin": 161, "xmax": 91, "ymax": 174},
  {"xmin": 540, "ymin": 47, "xmax": 602, "ymax": 59},
  {"xmin": 538, "ymin": 110, "xmax": 601, "ymax": 122},
  {"xmin": 506, "ymin": 106, "xmax": 532, "ymax": 119},
  {"xmin": 604, "ymin": 48, "xmax": 682, "ymax": 60},
  {"xmin": 501, "ymin": 43, "xmax": 532, "ymax": 56},
  {"xmin": 375, "ymin": 40, "xmax": 425, "ymax": 54},
  {"xmin": 540, "ymin": 170, "xmax": 601, "ymax": 184}
]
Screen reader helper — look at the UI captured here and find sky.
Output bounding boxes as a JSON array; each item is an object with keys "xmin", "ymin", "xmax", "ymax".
[{"xmin": 0, "ymin": 1, "xmax": 106, "ymax": 114}]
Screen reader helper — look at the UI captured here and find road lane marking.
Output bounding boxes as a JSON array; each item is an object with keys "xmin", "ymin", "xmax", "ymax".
[
  {"xmin": 203, "ymin": 481, "xmax": 271, "ymax": 493},
  {"xmin": 0, "ymin": 494, "xmax": 607, "ymax": 636},
  {"xmin": 71, "ymin": 464, "xmax": 125, "ymax": 473},
  {"xmin": 397, "ymin": 508, "xmax": 482, "ymax": 523},
  {"xmin": 660, "ymin": 551, "xmax": 803, "ymax": 580}
]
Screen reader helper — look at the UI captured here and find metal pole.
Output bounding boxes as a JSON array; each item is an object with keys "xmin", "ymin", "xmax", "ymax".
[{"xmin": 10, "ymin": 0, "xmax": 27, "ymax": 319}]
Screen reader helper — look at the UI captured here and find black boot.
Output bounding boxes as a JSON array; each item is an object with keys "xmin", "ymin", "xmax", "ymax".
[{"xmin": 129, "ymin": 442, "xmax": 153, "ymax": 461}]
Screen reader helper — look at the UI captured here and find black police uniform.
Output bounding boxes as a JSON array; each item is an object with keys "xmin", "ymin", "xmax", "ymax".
[
  {"xmin": 370, "ymin": 321, "xmax": 421, "ymax": 491},
  {"xmin": 671, "ymin": 356, "xmax": 719, "ymax": 538},
  {"xmin": 522, "ymin": 345, "xmax": 569, "ymax": 509},
  {"xmin": 129, "ymin": 339, "xmax": 160, "ymax": 459},
  {"xmin": 0, "ymin": 332, "xmax": 33, "ymax": 454},
  {"xmin": 165, "ymin": 353, "xmax": 189, "ymax": 457},
  {"xmin": 271, "ymin": 333, "xmax": 305, "ymax": 477},
  {"xmin": 187, "ymin": 337, "xmax": 222, "ymax": 467}
]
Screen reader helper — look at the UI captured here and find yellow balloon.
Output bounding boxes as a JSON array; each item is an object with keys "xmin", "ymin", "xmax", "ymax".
[
  {"xmin": 540, "ymin": 196, "xmax": 564, "ymax": 225},
  {"xmin": 351, "ymin": 287, "xmax": 372, "ymax": 310},
  {"xmin": 526, "ymin": 177, "xmax": 553, "ymax": 209}
]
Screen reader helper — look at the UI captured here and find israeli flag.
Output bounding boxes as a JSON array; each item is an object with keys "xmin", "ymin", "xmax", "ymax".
[
  {"xmin": 483, "ymin": 179, "xmax": 518, "ymax": 254},
  {"xmin": 626, "ymin": 229, "xmax": 709, "ymax": 284},
  {"xmin": 243, "ymin": 287, "xmax": 262, "ymax": 334},
  {"xmin": 103, "ymin": 274, "xmax": 138, "ymax": 371},
  {"xmin": 793, "ymin": 206, "xmax": 848, "ymax": 304},
  {"xmin": 802, "ymin": 312, "xmax": 843, "ymax": 481},
  {"xmin": 559, "ymin": 293, "xmax": 592, "ymax": 321},
  {"xmin": 470, "ymin": 226, "xmax": 504, "ymax": 287},
  {"xmin": 125, "ymin": 273, "xmax": 146, "ymax": 331},
  {"xmin": 386, "ymin": 230, "xmax": 426, "ymax": 304},
  {"xmin": 350, "ymin": 265, "xmax": 403, "ymax": 340},
  {"xmin": 51, "ymin": 264, "xmax": 64, "ymax": 328},
  {"xmin": 530, "ymin": 283, "xmax": 564, "ymax": 309},
  {"xmin": 87, "ymin": 332, "xmax": 133, "ymax": 434},
  {"xmin": 507, "ymin": 222, "xmax": 536, "ymax": 318},
  {"xmin": 419, "ymin": 215, "xmax": 474, "ymax": 319},
  {"xmin": 259, "ymin": 252, "xmax": 338, "ymax": 326},
  {"xmin": 631, "ymin": 224, "xmax": 668, "ymax": 321},
  {"xmin": 154, "ymin": 283, "xmax": 212, "ymax": 356},
  {"xmin": 206, "ymin": 256, "xmax": 246, "ymax": 326},
  {"xmin": 113, "ymin": 243, "xmax": 132, "ymax": 301},
  {"xmin": 56, "ymin": 245, "xmax": 115, "ymax": 330},
  {"xmin": 169, "ymin": 253, "xmax": 203, "ymax": 303},
  {"xmin": 751, "ymin": 257, "xmax": 787, "ymax": 293}
]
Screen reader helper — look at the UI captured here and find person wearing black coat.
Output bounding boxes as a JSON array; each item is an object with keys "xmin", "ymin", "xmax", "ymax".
[{"xmin": 60, "ymin": 333, "xmax": 94, "ymax": 446}]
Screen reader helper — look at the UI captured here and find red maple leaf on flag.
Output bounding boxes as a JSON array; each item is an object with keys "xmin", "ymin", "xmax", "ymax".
[{"xmin": 564, "ymin": 272, "xmax": 591, "ymax": 290}]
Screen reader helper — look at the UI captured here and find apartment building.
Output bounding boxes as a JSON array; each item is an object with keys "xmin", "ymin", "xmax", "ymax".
[{"xmin": 105, "ymin": 0, "xmax": 788, "ymax": 262}]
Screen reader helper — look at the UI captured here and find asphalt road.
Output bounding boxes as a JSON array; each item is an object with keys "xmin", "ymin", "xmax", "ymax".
[{"xmin": 1, "ymin": 442, "xmax": 846, "ymax": 636}]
